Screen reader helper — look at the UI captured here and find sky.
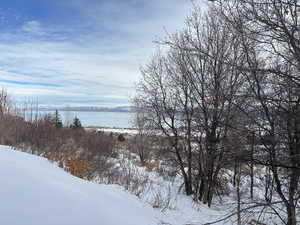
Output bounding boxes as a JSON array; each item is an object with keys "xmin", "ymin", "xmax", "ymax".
[{"xmin": 0, "ymin": 0, "xmax": 195, "ymax": 107}]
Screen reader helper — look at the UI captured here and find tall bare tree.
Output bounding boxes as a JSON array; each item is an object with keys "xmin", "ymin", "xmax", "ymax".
[
  {"xmin": 136, "ymin": 6, "xmax": 247, "ymax": 206},
  {"xmin": 213, "ymin": 0, "xmax": 300, "ymax": 224}
]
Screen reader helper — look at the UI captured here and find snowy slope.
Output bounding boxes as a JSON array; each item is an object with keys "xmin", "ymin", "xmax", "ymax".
[{"xmin": 0, "ymin": 145, "xmax": 158, "ymax": 225}]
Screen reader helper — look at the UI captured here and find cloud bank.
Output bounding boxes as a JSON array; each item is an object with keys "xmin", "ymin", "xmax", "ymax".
[{"xmin": 0, "ymin": 0, "xmax": 193, "ymax": 106}]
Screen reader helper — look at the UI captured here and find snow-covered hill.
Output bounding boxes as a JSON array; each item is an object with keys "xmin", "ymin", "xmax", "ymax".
[{"xmin": 0, "ymin": 145, "xmax": 157, "ymax": 225}]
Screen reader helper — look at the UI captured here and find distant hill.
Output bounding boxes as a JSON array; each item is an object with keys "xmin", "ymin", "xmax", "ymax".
[{"xmin": 37, "ymin": 106, "xmax": 136, "ymax": 112}]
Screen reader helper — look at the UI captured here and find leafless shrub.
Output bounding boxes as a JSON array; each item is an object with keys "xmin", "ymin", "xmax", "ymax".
[{"xmin": 149, "ymin": 185, "xmax": 174, "ymax": 212}]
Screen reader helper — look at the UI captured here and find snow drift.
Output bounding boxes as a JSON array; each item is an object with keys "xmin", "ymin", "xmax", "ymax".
[{"xmin": 0, "ymin": 145, "xmax": 157, "ymax": 225}]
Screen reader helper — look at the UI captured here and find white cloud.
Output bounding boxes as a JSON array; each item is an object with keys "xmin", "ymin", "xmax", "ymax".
[
  {"xmin": 0, "ymin": 0, "xmax": 200, "ymax": 106},
  {"xmin": 0, "ymin": 39, "xmax": 137, "ymax": 106},
  {"xmin": 22, "ymin": 20, "xmax": 44, "ymax": 35}
]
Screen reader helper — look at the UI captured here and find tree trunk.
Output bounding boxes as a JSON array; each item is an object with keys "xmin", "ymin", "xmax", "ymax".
[
  {"xmin": 233, "ymin": 157, "xmax": 237, "ymax": 187},
  {"xmin": 237, "ymin": 163, "xmax": 241, "ymax": 225},
  {"xmin": 250, "ymin": 131, "xmax": 254, "ymax": 199},
  {"xmin": 287, "ymin": 204, "xmax": 297, "ymax": 225}
]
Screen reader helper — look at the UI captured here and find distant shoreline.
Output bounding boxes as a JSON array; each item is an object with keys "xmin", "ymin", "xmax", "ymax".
[
  {"xmin": 85, "ymin": 127, "xmax": 138, "ymax": 135},
  {"xmin": 53, "ymin": 110, "xmax": 135, "ymax": 113},
  {"xmin": 23, "ymin": 109, "xmax": 135, "ymax": 128},
  {"xmin": 33, "ymin": 106, "xmax": 136, "ymax": 113}
]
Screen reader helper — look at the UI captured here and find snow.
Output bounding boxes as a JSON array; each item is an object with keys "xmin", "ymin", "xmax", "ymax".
[
  {"xmin": 105, "ymin": 153, "xmax": 234, "ymax": 225},
  {"xmin": 1, "ymin": 144, "xmax": 276, "ymax": 225},
  {"xmin": 97, "ymin": 127, "xmax": 139, "ymax": 135},
  {"xmin": 0, "ymin": 145, "xmax": 157, "ymax": 225}
]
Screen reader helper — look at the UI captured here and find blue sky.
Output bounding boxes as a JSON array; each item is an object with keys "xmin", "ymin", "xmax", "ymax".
[{"xmin": 0, "ymin": 0, "xmax": 193, "ymax": 107}]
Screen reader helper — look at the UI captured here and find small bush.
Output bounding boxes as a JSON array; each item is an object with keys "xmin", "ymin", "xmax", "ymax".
[
  {"xmin": 117, "ymin": 134, "xmax": 126, "ymax": 142},
  {"xmin": 45, "ymin": 151, "xmax": 92, "ymax": 180}
]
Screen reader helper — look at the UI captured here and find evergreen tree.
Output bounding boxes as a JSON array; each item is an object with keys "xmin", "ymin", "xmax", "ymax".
[
  {"xmin": 70, "ymin": 116, "xmax": 82, "ymax": 129},
  {"xmin": 53, "ymin": 110, "xmax": 63, "ymax": 128}
]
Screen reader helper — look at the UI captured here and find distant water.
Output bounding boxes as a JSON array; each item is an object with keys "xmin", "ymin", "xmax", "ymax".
[{"xmin": 25, "ymin": 111, "xmax": 135, "ymax": 128}]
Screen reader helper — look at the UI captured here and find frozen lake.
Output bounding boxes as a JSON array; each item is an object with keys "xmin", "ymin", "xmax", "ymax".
[{"xmin": 25, "ymin": 111, "xmax": 135, "ymax": 128}]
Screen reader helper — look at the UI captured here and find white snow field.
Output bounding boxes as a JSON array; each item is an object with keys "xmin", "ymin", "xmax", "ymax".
[{"xmin": 0, "ymin": 145, "xmax": 158, "ymax": 225}]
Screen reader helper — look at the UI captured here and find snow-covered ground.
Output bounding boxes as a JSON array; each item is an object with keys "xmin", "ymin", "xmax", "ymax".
[
  {"xmin": 0, "ymin": 145, "xmax": 157, "ymax": 225},
  {"xmin": 1, "ymin": 144, "xmax": 276, "ymax": 225},
  {"xmin": 99, "ymin": 152, "xmax": 234, "ymax": 225}
]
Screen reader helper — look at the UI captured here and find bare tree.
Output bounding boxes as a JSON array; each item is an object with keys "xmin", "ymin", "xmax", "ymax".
[
  {"xmin": 0, "ymin": 88, "xmax": 11, "ymax": 116},
  {"xmin": 136, "ymin": 47, "xmax": 198, "ymax": 195},
  {"xmin": 136, "ymin": 6, "xmax": 247, "ymax": 205},
  {"xmin": 131, "ymin": 97, "xmax": 153, "ymax": 165},
  {"xmin": 212, "ymin": 0, "xmax": 300, "ymax": 224}
]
